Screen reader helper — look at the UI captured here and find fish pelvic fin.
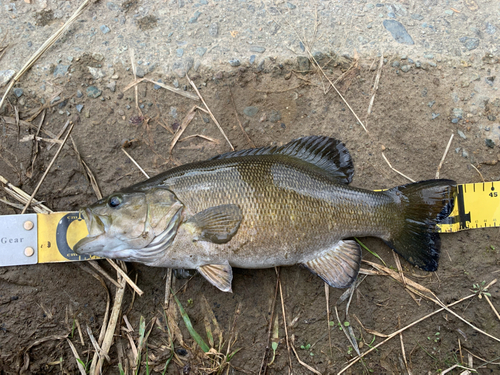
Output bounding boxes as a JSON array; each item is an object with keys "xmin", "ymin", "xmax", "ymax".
[
  {"xmin": 186, "ymin": 204, "xmax": 242, "ymax": 244},
  {"xmin": 303, "ymin": 240, "xmax": 361, "ymax": 288},
  {"xmin": 211, "ymin": 136, "xmax": 354, "ymax": 184},
  {"xmin": 197, "ymin": 263, "xmax": 233, "ymax": 292},
  {"xmin": 384, "ymin": 179, "xmax": 457, "ymax": 272}
]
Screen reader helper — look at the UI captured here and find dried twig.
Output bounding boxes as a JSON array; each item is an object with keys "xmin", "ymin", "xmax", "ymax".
[
  {"xmin": 0, "ymin": 175, "xmax": 52, "ymax": 213},
  {"xmin": 290, "ymin": 338, "xmax": 322, "ymax": 375},
  {"xmin": 121, "ymin": 148, "xmax": 150, "ymax": 179},
  {"xmin": 229, "ymin": 87, "xmax": 255, "ymax": 148},
  {"xmin": 436, "ymin": 134, "xmax": 454, "ymax": 179},
  {"xmin": 92, "ymin": 270, "xmax": 127, "ymax": 375},
  {"xmin": 66, "ymin": 339, "xmax": 87, "ymax": 375},
  {"xmin": 258, "ymin": 271, "xmax": 280, "ymax": 375},
  {"xmin": 381, "ymin": 152, "xmax": 416, "ymax": 183},
  {"xmin": 470, "ymin": 163, "xmax": 485, "ymax": 182},
  {"xmin": 338, "ymin": 294, "xmax": 476, "ymax": 374},
  {"xmin": 169, "ymin": 105, "xmax": 198, "ymax": 155},
  {"xmin": 88, "ymin": 261, "xmax": 121, "ymax": 289},
  {"xmin": 276, "ymin": 267, "xmax": 292, "ymax": 374},
  {"xmin": 0, "ymin": 0, "xmax": 93, "ymax": 110},
  {"xmin": 123, "ymin": 77, "xmax": 199, "ymax": 101},
  {"xmin": 21, "ymin": 122, "xmax": 74, "ymax": 214},
  {"xmin": 325, "ymin": 283, "xmax": 333, "ymax": 357},
  {"xmin": 367, "ymin": 53, "xmax": 384, "ymax": 116},
  {"xmin": 187, "ymin": 74, "xmax": 234, "ymax": 150},
  {"xmin": 106, "ymin": 259, "xmax": 143, "ymax": 296}
]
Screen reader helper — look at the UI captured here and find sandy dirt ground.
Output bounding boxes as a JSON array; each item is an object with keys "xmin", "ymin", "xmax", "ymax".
[{"xmin": 0, "ymin": 1, "xmax": 500, "ymax": 374}]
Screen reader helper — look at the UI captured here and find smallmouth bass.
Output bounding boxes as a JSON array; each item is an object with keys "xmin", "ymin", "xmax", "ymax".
[{"xmin": 74, "ymin": 136, "xmax": 456, "ymax": 292}]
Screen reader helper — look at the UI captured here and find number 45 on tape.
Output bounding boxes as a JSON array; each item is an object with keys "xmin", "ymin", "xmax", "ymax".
[{"xmin": 0, "ymin": 182, "xmax": 499, "ymax": 266}]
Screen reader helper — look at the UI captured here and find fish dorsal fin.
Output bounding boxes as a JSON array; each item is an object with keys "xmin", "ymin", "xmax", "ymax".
[
  {"xmin": 211, "ymin": 136, "xmax": 354, "ymax": 184},
  {"xmin": 186, "ymin": 204, "xmax": 242, "ymax": 244},
  {"xmin": 197, "ymin": 263, "xmax": 233, "ymax": 292},
  {"xmin": 303, "ymin": 240, "xmax": 361, "ymax": 288}
]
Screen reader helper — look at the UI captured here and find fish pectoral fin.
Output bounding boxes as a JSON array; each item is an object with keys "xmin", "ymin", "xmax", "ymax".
[
  {"xmin": 303, "ymin": 240, "xmax": 361, "ymax": 288},
  {"xmin": 188, "ymin": 204, "xmax": 242, "ymax": 244},
  {"xmin": 197, "ymin": 263, "xmax": 233, "ymax": 292}
]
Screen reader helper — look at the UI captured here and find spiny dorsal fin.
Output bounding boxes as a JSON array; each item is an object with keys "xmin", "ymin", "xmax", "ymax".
[
  {"xmin": 186, "ymin": 204, "xmax": 242, "ymax": 244},
  {"xmin": 303, "ymin": 240, "xmax": 361, "ymax": 288},
  {"xmin": 198, "ymin": 263, "xmax": 233, "ymax": 292},
  {"xmin": 211, "ymin": 136, "xmax": 354, "ymax": 184}
]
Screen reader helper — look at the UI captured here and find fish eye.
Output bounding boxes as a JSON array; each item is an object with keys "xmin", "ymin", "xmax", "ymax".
[{"xmin": 108, "ymin": 196, "xmax": 122, "ymax": 208}]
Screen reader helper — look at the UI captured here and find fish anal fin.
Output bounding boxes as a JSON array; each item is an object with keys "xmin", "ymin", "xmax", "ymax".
[
  {"xmin": 187, "ymin": 204, "xmax": 242, "ymax": 244},
  {"xmin": 303, "ymin": 240, "xmax": 361, "ymax": 288},
  {"xmin": 198, "ymin": 263, "xmax": 233, "ymax": 292}
]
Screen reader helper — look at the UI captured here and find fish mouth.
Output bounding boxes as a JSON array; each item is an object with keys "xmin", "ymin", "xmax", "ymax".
[{"xmin": 73, "ymin": 208, "xmax": 107, "ymax": 255}]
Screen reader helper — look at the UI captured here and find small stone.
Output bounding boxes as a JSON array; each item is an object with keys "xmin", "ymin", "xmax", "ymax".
[
  {"xmin": 487, "ymin": 115, "xmax": 497, "ymax": 121},
  {"xmin": 392, "ymin": 61, "xmax": 400, "ymax": 67},
  {"xmin": 401, "ymin": 65, "xmax": 410, "ymax": 72},
  {"xmin": 153, "ymin": 79, "xmax": 163, "ymax": 90},
  {"xmin": 173, "ymin": 79, "xmax": 179, "ymax": 88},
  {"xmin": 106, "ymin": 81, "xmax": 116, "ymax": 92},
  {"xmin": 92, "ymin": 53, "xmax": 104, "ymax": 61},
  {"xmin": 76, "ymin": 104, "xmax": 84, "ymax": 113},
  {"xmin": 176, "ymin": 48, "xmax": 184, "ymax": 57},
  {"xmin": 485, "ymin": 139, "xmax": 495, "ymax": 148},
  {"xmin": 172, "ymin": 58, "xmax": 194, "ymax": 78},
  {"xmin": 485, "ymin": 22, "xmax": 496, "ymax": 35},
  {"xmin": 188, "ymin": 10, "xmax": 201, "ymax": 23},
  {"xmin": 268, "ymin": 110, "xmax": 281, "ymax": 122},
  {"xmin": 286, "ymin": 2, "xmax": 296, "ymax": 9},
  {"xmin": 86, "ymin": 86, "xmax": 102, "ymax": 98},
  {"xmin": 170, "ymin": 107, "xmax": 178, "ymax": 118},
  {"xmin": 383, "ymin": 20, "xmax": 414, "ymax": 45},
  {"xmin": 452, "ymin": 118, "xmax": 459, "ymax": 124},
  {"xmin": 453, "ymin": 108, "xmax": 464, "ymax": 119},
  {"xmin": 196, "ymin": 47, "xmax": 207, "ymax": 56},
  {"xmin": 203, "ymin": 117, "xmax": 209, "ymax": 123},
  {"xmin": 415, "ymin": 61, "xmax": 422, "ymax": 68},
  {"xmin": 243, "ymin": 106, "xmax": 259, "ymax": 117},
  {"xmin": 297, "ymin": 56, "xmax": 310, "ymax": 73},
  {"xmin": 444, "ymin": 9, "xmax": 453, "ymax": 16},
  {"xmin": 431, "ymin": 113, "xmax": 440, "ymax": 119},
  {"xmin": 229, "ymin": 59, "xmax": 241, "ymax": 67},
  {"xmin": 13, "ymin": 88, "xmax": 23, "ymax": 98},
  {"xmin": 462, "ymin": 149, "xmax": 469, "ymax": 158},
  {"xmin": 408, "ymin": 58, "xmax": 414, "ymax": 64},
  {"xmin": 249, "ymin": 55, "xmax": 256, "ymax": 64},
  {"xmin": 0, "ymin": 70, "xmax": 16, "ymax": 87},
  {"xmin": 209, "ymin": 22, "xmax": 218, "ymax": 37},
  {"xmin": 88, "ymin": 67, "xmax": 106, "ymax": 79},
  {"xmin": 53, "ymin": 64, "xmax": 69, "ymax": 77},
  {"xmin": 460, "ymin": 37, "xmax": 479, "ymax": 51},
  {"xmin": 485, "ymin": 76, "xmax": 495, "ymax": 86},
  {"xmin": 457, "ymin": 130, "xmax": 466, "ymax": 139},
  {"xmin": 135, "ymin": 66, "xmax": 145, "ymax": 78},
  {"xmin": 100, "ymin": 25, "xmax": 110, "ymax": 34},
  {"xmin": 424, "ymin": 54, "xmax": 434, "ymax": 59},
  {"xmin": 410, "ymin": 14, "xmax": 423, "ymax": 21},
  {"xmin": 250, "ymin": 46, "xmax": 266, "ymax": 53},
  {"xmin": 107, "ymin": 2, "xmax": 119, "ymax": 11},
  {"xmin": 428, "ymin": 101, "xmax": 436, "ymax": 108}
]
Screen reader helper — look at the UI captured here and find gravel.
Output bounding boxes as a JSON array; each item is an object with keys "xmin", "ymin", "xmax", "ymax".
[
  {"xmin": 243, "ymin": 106, "xmax": 259, "ymax": 117},
  {"xmin": 383, "ymin": 20, "xmax": 414, "ymax": 45},
  {"xmin": 86, "ymin": 86, "xmax": 102, "ymax": 98}
]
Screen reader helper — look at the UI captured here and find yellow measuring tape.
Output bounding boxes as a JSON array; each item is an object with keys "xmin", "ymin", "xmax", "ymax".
[
  {"xmin": 35, "ymin": 182, "xmax": 500, "ymax": 264},
  {"xmin": 437, "ymin": 181, "xmax": 500, "ymax": 233}
]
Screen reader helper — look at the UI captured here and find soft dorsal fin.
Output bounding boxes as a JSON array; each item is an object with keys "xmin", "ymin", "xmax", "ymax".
[{"xmin": 211, "ymin": 136, "xmax": 354, "ymax": 184}]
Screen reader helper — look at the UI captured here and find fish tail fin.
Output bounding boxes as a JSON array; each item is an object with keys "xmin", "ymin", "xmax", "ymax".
[{"xmin": 384, "ymin": 179, "xmax": 457, "ymax": 271}]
